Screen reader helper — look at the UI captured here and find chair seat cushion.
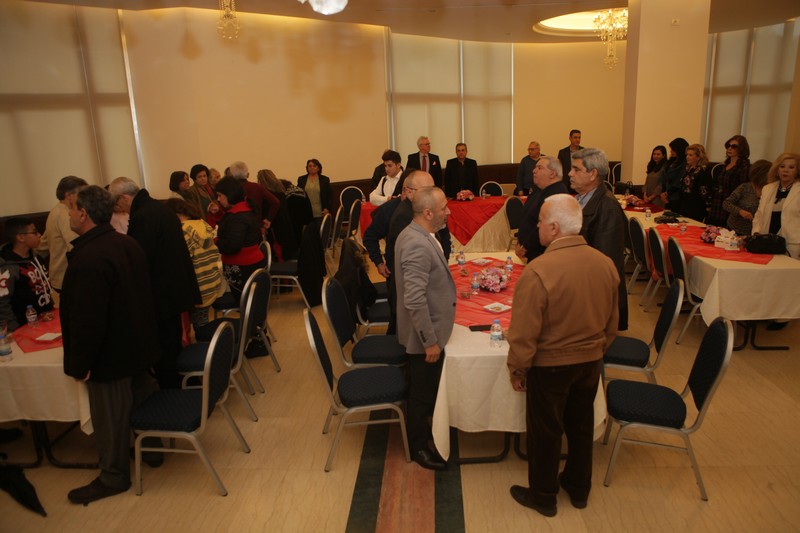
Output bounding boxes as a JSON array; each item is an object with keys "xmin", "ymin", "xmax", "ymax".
[
  {"xmin": 606, "ymin": 380, "xmax": 686, "ymax": 429},
  {"xmin": 352, "ymin": 335, "xmax": 408, "ymax": 365},
  {"xmin": 270, "ymin": 260, "xmax": 298, "ymax": 276},
  {"xmin": 195, "ymin": 318, "xmax": 239, "ymax": 342},
  {"xmin": 364, "ymin": 300, "xmax": 390, "ymax": 323},
  {"xmin": 338, "ymin": 366, "xmax": 407, "ymax": 407},
  {"xmin": 604, "ymin": 336, "xmax": 651, "ymax": 368},
  {"xmin": 212, "ymin": 292, "xmax": 238, "ymax": 311},
  {"xmin": 130, "ymin": 389, "xmax": 204, "ymax": 432},
  {"xmin": 176, "ymin": 342, "xmax": 210, "ymax": 373},
  {"xmin": 373, "ymin": 281, "xmax": 388, "ymax": 300}
]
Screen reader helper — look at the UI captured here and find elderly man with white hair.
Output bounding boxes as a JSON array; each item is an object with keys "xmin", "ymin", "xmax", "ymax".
[{"xmin": 506, "ymin": 194, "xmax": 619, "ymax": 518}]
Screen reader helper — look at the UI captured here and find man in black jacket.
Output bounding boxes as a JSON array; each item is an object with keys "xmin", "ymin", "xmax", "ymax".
[
  {"xmin": 557, "ymin": 130, "xmax": 583, "ymax": 193},
  {"xmin": 515, "ymin": 156, "xmax": 569, "ymax": 262},
  {"xmin": 62, "ymin": 185, "xmax": 161, "ymax": 504},
  {"xmin": 109, "ymin": 177, "xmax": 201, "ymax": 389}
]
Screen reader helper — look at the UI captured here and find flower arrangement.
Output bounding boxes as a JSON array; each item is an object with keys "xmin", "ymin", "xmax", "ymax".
[
  {"xmin": 478, "ymin": 267, "xmax": 509, "ymax": 292},
  {"xmin": 456, "ymin": 190, "xmax": 474, "ymax": 201},
  {"xmin": 700, "ymin": 225, "xmax": 721, "ymax": 244}
]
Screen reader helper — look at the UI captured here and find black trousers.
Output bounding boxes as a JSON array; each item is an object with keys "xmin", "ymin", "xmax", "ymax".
[
  {"xmin": 86, "ymin": 371, "xmax": 158, "ymax": 489},
  {"xmin": 525, "ymin": 359, "xmax": 601, "ymax": 506},
  {"xmin": 153, "ymin": 314, "xmax": 183, "ymax": 390},
  {"xmin": 406, "ymin": 351, "xmax": 445, "ymax": 452}
]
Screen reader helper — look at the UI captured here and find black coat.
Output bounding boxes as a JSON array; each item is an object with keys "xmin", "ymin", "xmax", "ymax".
[
  {"xmin": 557, "ymin": 145, "xmax": 583, "ymax": 193},
  {"xmin": 407, "ymin": 152, "xmax": 443, "ymax": 188},
  {"xmin": 517, "ymin": 180, "xmax": 569, "ymax": 261},
  {"xmin": 444, "ymin": 158, "xmax": 479, "ymax": 198},
  {"xmin": 297, "ymin": 174, "xmax": 333, "ymax": 215},
  {"xmin": 62, "ymin": 224, "xmax": 161, "ymax": 381},
  {"xmin": 581, "ymin": 186, "xmax": 628, "ymax": 331},
  {"xmin": 128, "ymin": 189, "xmax": 201, "ymax": 321}
]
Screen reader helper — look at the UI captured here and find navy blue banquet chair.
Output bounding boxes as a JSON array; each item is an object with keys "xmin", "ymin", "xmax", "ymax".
[{"xmin": 668, "ymin": 236, "xmax": 705, "ymax": 344}]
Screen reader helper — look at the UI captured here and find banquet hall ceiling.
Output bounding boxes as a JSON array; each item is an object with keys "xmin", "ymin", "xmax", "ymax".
[{"xmin": 30, "ymin": 0, "xmax": 800, "ymax": 43}]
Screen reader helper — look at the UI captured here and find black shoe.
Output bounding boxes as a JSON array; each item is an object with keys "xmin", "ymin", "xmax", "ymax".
[
  {"xmin": 130, "ymin": 442, "xmax": 164, "ymax": 468},
  {"xmin": 509, "ymin": 485, "xmax": 557, "ymax": 517},
  {"xmin": 245, "ymin": 338, "xmax": 269, "ymax": 358},
  {"xmin": 68, "ymin": 477, "xmax": 129, "ymax": 505},
  {"xmin": 411, "ymin": 449, "xmax": 447, "ymax": 471},
  {"xmin": 0, "ymin": 427, "xmax": 23, "ymax": 444},
  {"xmin": 558, "ymin": 474, "xmax": 588, "ymax": 509},
  {"xmin": 766, "ymin": 321, "xmax": 789, "ymax": 331}
]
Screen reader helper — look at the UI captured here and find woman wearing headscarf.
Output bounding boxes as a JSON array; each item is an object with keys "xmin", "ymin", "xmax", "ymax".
[{"xmin": 660, "ymin": 137, "xmax": 689, "ymax": 212}]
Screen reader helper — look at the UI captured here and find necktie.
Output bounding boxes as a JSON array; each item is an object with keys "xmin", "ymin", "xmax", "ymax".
[{"xmin": 422, "ymin": 154, "xmax": 428, "ymax": 172}]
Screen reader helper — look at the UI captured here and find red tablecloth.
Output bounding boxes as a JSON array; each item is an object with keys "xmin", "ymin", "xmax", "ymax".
[
  {"xmin": 360, "ymin": 196, "xmax": 506, "ymax": 245},
  {"xmin": 12, "ymin": 310, "xmax": 63, "ymax": 353},
  {"xmin": 450, "ymin": 258, "xmax": 522, "ymax": 330},
  {"xmin": 652, "ymin": 225, "xmax": 773, "ymax": 265}
]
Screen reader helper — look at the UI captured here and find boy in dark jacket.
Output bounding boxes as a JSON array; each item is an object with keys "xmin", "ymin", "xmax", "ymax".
[{"xmin": 0, "ymin": 218, "xmax": 54, "ymax": 326}]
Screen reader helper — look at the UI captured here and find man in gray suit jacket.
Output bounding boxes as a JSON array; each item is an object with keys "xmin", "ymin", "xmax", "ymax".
[{"xmin": 395, "ymin": 186, "xmax": 456, "ymax": 471}]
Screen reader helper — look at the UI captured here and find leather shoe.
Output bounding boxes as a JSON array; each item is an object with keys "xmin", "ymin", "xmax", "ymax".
[
  {"xmin": 68, "ymin": 477, "xmax": 129, "ymax": 505},
  {"xmin": 509, "ymin": 485, "xmax": 557, "ymax": 517},
  {"xmin": 766, "ymin": 321, "xmax": 788, "ymax": 331},
  {"xmin": 558, "ymin": 474, "xmax": 588, "ymax": 509},
  {"xmin": 411, "ymin": 449, "xmax": 447, "ymax": 471}
]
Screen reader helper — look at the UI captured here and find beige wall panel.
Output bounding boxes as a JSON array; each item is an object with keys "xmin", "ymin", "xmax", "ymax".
[
  {"xmin": 123, "ymin": 9, "xmax": 388, "ymax": 196},
  {"xmin": 514, "ymin": 40, "xmax": 627, "ymax": 167}
]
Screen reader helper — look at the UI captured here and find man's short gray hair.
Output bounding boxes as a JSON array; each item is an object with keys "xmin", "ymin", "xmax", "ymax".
[
  {"xmin": 417, "ymin": 136, "xmax": 430, "ymax": 147},
  {"xmin": 542, "ymin": 194, "xmax": 583, "ymax": 235},
  {"xmin": 412, "ymin": 186, "xmax": 442, "ymax": 215},
  {"xmin": 108, "ymin": 176, "xmax": 140, "ymax": 199},
  {"xmin": 540, "ymin": 155, "xmax": 563, "ymax": 179},
  {"xmin": 571, "ymin": 148, "xmax": 609, "ymax": 181},
  {"xmin": 229, "ymin": 161, "xmax": 249, "ymax": 180}
]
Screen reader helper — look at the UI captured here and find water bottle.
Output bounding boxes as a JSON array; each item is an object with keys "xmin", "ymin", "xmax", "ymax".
[
  {"xmin": 489, "ymin": 320, "xmax": 503, "ymax": 348},
  {"xmin": 25, "ymin": 305, "xmax": 38, "ymax": 326},
  {"xmin": 645, "ymin": 207, "xmax": 652, "ymax": 220},
  {"xmin": 471, "ymin": 272, "xmax": 480, "ymax": 294},
  {"xmin": 505, "ymin": 256, "xmax": 514, "ymax": 276},
  {"xmin": 0, "ymin": 332, "xmax": 12, "ymax": 358},
  {"xmin": 457, "ymin": 250, "xmax": 466, "ymax": 268}
]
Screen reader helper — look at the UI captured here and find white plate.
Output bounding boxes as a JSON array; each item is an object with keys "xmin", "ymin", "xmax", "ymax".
[
  {"xmin": 483, "ymin": 303, "xmax": 511, "ymax": 313},
  {"xmin": 471, "ymin": 258, "xmax": 492, "ymax": 266}
]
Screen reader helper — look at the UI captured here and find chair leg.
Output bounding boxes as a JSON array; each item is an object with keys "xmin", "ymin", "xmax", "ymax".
[
  {"xmin": 603, "ymin": 423, "xmax": 628, "ymax": 487},
  {"xmin": 134, "ymin": 434, "xmax": 144, "ymax": 496},
  {"xmin": 186, "ymin": 435, "xmax": 228, "ymax": 496},
  {"xmin": 325, "ymin": 412, "xmax": 350, "ymax": 472},
  {"xmin": 644, "ymin": 279, "xmax": 663, "ymax": 311},
  {"xmin": 322, "ymin": 407, "xmax": 335, "ymax": 434},
  {"xmin": 675, "ymin": 303, "xmax": 702, "ymax": 344},
  {"xmin": 242, "ymin": 357, "xmax": 266, "ymax": 394},
  {"xmin": 267, "ymin": 322, "xmax": 278, "ymax": 343},
  {"xmin": 627, "ymin": 264, "xmax": 641, "ymax": 294},
  {"xmin": 231, "ymin": 376, "xmax": 258, "ymax": 422},
  {"xmin": 393, "ymin": 405, "xmax": 411, "ymax": 462},
  {"xmin": 259, "ymin": 330, "xmax": 281, "ymax": 373},
  {"xmin": 220, "ymin": 404, "xmax": 251, "ymax": 453},
  {"xmin": 683, "ymin": 433, "xmax": 708, "ymax": 501},
  {"xmin": 640, "ymin": 278, "xmax": 655, "ymax": 306},
  {"xmin": 602, "ymin": 416, "xmax": 614, "ymax": 445}
]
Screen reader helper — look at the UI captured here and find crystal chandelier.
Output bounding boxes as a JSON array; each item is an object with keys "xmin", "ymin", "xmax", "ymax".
[
  {"xmin": 297, "ymin": 0, "xmax": 349, "ymax": 16},
  {"xmin": 218, "ymin": 0, "xmax": 240, "ymax": 40},
  {"xmin": 593, "ymin": 9, "xmax": 628, "ymax": 69}
]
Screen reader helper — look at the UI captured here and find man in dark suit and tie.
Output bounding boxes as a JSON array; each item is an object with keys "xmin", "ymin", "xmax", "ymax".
[
  {"xmin": 395, "ymin": 186, "xmax": 455, "ymax": 471},
  {"xmin": 444, "ymin": 143, "xmax": 479, "ymax": 198},
  {"xmin": 406, "ymin": 136, "xmax": 442, "ymax": 188},
  {"xmin": 557, "ymin": 129, "xmax": 583, "ymax": 193}
]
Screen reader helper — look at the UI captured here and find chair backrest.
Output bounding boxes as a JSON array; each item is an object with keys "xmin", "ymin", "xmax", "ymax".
[
  {"xmin": 243, "ymin": 268, "xmax": 271, "ymax": 339},
  {"xmin": 259, "ymin": 240, "xmax": 272, "ymax": 271},
  {"xmin": 611, "ymin": 162, "xmax": 622, "ymax": 183},
  {"xmin": 319, "ymin": 213, "xmax": 332, "ymax": 249},
  {"xmin": 480, "ymin": 181, "xmax": 503, "ymax": 196},
  {"xmin": 648, "ymin": 226, "xmax": 669, "ymax": 283},
  {"xmin": 321, "ymin": 277, "xmax": 356, "ymax": 348},
  {"xmin": 603, "ymin": 180, "xmax": 614, "ymax": 192},
  {"xmin": 667, "ymin": 236, "xmax": 701, "ymax": 304},
  {"xmin": 629, "ymin": 217, "xmax": 650, "ymax": 270},
  {"xmin": 685, "ymin": 317, "xmax": 733, "ymax": 431},
  {"xmin": 331, "ymin": 206, "xmax": 345, "ymax": 247},
  {"xmin": 347, "ymin": 199, "xmax": 362, "ymax": 238},
  {"xmin": 339, "ymin": 186, "xmax": 365, "ymax": 215},
  {"xmin": 711, "ymin": 163, "xmax": 725, "ymax": 182},
  {"xmin": 303, "ymin": 309, "xmax": 336, "ymax": 403},
  {"xmin": 504, "ymin": 196, "xmax": 524, "ymax": 231},
  {"xmin": 203, "ymin": 321, "xmax": 237, "ymax": 424},
  {"xmin": 653, "ymin": 279, "xmax": 684, "ymax": 354}
]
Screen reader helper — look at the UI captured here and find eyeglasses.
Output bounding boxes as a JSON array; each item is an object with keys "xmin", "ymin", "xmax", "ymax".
[{"xmin": 725, "ymin": 142, "xmax": 739, "ymax": 149}]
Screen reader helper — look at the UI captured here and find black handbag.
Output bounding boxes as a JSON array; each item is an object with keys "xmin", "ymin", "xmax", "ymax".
[{"xmin": 743, "ymin": 233, "xmax": 787, "ymax": 254}]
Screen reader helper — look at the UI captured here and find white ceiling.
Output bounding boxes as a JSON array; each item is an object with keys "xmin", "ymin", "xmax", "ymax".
[{"xmin": 30, "ymin": 0, "xmax": 800, "ymax": 43}]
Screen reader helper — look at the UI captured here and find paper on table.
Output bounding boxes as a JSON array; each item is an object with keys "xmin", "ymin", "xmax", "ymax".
[{"xmin": 35, "ymin": 332, "xmax": 62, "ymax": 342}]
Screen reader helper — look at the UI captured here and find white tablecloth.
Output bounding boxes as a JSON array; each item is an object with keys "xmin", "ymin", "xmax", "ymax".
[{"xmin": 0, "ymin": 342, "xmax": 92, "ymax": 434}]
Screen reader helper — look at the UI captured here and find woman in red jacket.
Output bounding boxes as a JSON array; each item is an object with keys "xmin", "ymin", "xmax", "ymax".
[{"xmin": 214, "ymin": 177, "xmax": 267, "ymax": 299}]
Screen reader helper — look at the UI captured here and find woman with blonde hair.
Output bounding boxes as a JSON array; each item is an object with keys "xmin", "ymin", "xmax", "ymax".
[
  {"xmin": 752, "ymin": 153, "xmax": 800, "ymax": 259},
  {"xmin": 678, "ymin": 144, "xmax": 712, "ymax": 222}
]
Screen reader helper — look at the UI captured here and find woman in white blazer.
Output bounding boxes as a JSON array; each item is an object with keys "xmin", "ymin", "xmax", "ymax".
[{"xmin": 752, "ymin": 153, "xmax": 800, "ymax": 259}]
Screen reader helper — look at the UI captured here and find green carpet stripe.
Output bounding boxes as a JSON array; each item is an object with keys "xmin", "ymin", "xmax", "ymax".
[
  {"xmin": 345, "ymin": 413, "xmax": 390, "ymax": 533},
  {"xmin": 436, "ymin": 430, "xmax": 466, "ymax": 532}
]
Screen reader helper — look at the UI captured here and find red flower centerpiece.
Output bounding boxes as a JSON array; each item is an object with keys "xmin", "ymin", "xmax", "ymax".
[{"xmin": 478, "ymin": 267, "xmax": 509, "ymax": 292}]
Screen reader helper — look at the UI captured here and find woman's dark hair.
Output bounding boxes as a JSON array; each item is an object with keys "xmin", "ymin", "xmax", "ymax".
[
  {"xmin": 165, "ymin": 197, "xmax": 203, "ymax": 220},
  {"xmin": 646, "ymin": 145, "xmax": 668, "ymax": 174},
  {"xmin": 169, "ymin": 171, "xmax": 188, "ymax": 192},
  {"xmin": 724, "ymin": 135, "xmax": 750, "ymax": 164},
  {"xmin": 215, "ymin": 176, "xmax": 246, "ymax": 205},
  {"xmin": 306, "ymin": 158, "xmax": 323, "ymax": 174},
  {"xmin": 190, "ymin": 163, "xmax": 210, "ymax": 181},
  {"xmin": 749, "ymin": 159, "xmax": 771, "ymax": 188},
  {"xmin": 666, "ymin": 138, "xmax": 689, "ymax": 169}
]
